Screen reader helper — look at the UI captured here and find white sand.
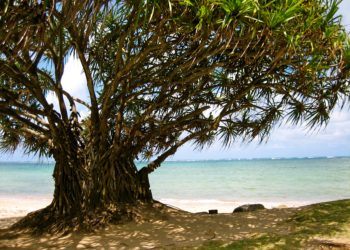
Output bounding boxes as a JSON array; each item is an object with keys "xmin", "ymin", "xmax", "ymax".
[
  {"xmin": 159, "ymin": 198, "xmax": 311, "ymax": 213},
  {"xmin": 0, "ymin": 196, "xmax": 51, "ymax": 219},
  {"xmin": 0, "ymin": 195, "xmax": 314, "ymax": 219}
]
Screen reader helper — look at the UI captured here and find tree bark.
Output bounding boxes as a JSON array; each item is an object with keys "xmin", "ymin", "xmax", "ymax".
[
  {"xmin": 89, "ymin": 151, "xmax": 153, "ymax": 209},
  {"xmin": 49, "ymin": 150, "xmax": 87, "ymax": 216},
  {"xmin": 51, "ymin": 157, "xmax": 85, "ymax": 216},
  {"xmin": 13, "ymin": 145, "xmax": 153, "ymax": 232},
  {"xmin": 11, "ymin": 146, "xmax": 89, "ymax": 232}
]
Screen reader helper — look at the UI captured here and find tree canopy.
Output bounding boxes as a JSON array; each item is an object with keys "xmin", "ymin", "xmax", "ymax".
[{"xmin": 0, "ymin": 0, "xmax": 349, "ymax": 229}]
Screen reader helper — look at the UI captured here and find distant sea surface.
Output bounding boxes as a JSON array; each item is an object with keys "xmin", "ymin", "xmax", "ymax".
[{"xmin": 1, "ymin": 157, "xmax": 350, "ymax": 215}]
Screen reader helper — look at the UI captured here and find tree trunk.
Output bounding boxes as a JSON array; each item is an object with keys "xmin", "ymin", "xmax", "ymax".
[
  {"xmin": 50, "ymin": 150, "xmax": 87, "ymax": 216},
  {"xmin": 89, "ymin": 150, "xmax": 153, "ymax": 209},
  {"xmin": 12, "ymin": 147, "xmax": 88, "ymax": 233},
  {"xmin": 13, "ymin": 147, "xmax": 152, "ymax": 232}
]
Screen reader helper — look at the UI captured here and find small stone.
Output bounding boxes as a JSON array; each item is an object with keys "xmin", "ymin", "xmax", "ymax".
[
  {"xmin": 208, "ymin": 209, "xmax": 218, "ymax": 214},
  {"xmin": 233, "ymin": 204, "xmax": 265, "ymax": 213}
]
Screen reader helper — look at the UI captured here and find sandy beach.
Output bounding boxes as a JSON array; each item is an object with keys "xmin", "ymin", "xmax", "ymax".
[
  {"xmin": 0, "ymin": 196, "xmax": 51, "ymax": 219},
  {"xmin": 158, "ymin": 198, "xmax": 309, "ymax": 213},
  {"xmin": 0, "ymin": 202, "xmax": 299, "ymax": 249},
  {"xmin": 1, "ymin": 200, "xmax": 350, "ymax": 249},
  {"xmin": 0, "ymin": 195, "xmax": 309, "ymax": 219}
]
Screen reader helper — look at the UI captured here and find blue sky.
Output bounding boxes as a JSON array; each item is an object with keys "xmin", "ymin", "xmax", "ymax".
[
  {"xmin": 1, "ymin": 2, "xmax": 350, "ymax": 162},
  {"xmin": 340, "ymin": 0, "xmax": 350, "ymax": 29}
]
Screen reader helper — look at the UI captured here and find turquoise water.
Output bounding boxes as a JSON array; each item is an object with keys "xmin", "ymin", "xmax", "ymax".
[
  {"xmin": 1, "ymin": 158, "xmax": 350, "ymax": 209},
  {"xmin": 0, "ymin": 162, "xmax": 53, "ymax": 196}
]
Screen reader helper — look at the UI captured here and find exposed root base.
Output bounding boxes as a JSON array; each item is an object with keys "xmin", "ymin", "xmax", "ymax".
[{"xmin": 10, "ymin": 200, "xmax": 186, "ymax": 235}]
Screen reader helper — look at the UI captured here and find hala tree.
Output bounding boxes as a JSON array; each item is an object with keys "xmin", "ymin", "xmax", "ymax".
[{"xmin": 0, "ymin": 0, "xmax": 349, "ymax": 229}]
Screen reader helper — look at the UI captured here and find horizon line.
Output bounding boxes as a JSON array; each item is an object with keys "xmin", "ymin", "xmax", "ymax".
[{"xmin": 1, "ymin": 155, "xmax": 349, "ymax": 164}]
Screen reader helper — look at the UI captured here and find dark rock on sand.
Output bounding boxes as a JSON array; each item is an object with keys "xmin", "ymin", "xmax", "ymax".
[
  {"xmin": 195, "ymin": 212, "xmax": 208, "ymax": 215},
  {"xmin": 208, "ymin": 209, "xmax": 218, "ymax": 214},
  {"xmin": 233, "ymin": 204, "xmax": 265, "ymax": 213}
]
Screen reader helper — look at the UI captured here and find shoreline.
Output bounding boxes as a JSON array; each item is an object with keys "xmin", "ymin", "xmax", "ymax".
[
  {"xmin": 159, "ymin": 198, "xmax": 314, "ymax": 213},
  {"xmin": 0, "ymin": 194, "xmax": 345, "ymax": 219}
]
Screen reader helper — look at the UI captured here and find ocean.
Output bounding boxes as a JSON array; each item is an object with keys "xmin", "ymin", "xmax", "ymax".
[{"xmin": 1, "ymin": 157, "xmax": 350, "ymax": 216}]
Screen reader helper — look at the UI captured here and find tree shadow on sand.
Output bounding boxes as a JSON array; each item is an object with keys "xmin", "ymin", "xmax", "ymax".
[{"xmin": 1, "ymin": 200, "xmax": 350, "ymax": 249}]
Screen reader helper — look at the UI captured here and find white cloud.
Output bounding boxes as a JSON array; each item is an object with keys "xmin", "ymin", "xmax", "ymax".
[
  {"xmin": 172, "ymin": 106, "xmax": 350, "ymax": 160},
  {"xmin": 46, "ymin": 55, "xmax": 89, "ymax": 119},
  {"xmin": 61, "ymin": 55, "xmax": 89, "ymax": 101}
]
